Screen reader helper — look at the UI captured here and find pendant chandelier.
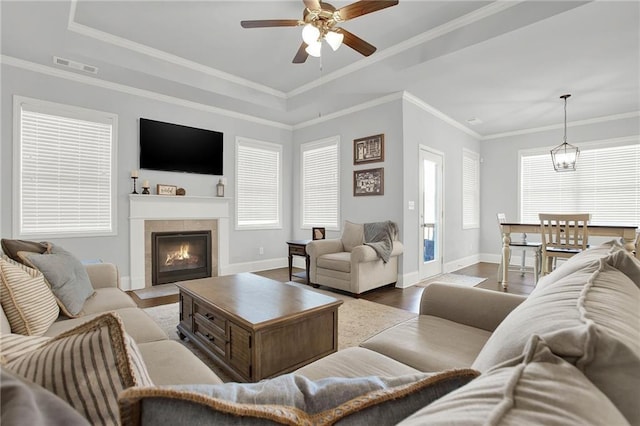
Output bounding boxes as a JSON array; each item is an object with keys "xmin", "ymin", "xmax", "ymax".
[{"xmin": 550, "ymin": 94, "xmax": 579, "ymax": 171}]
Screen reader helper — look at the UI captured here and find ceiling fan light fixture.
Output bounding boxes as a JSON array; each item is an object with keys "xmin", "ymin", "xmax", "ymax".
[
  {"xmin": 302, "ymin": 24, "xmax": 320, "ymax": 45},
  {"xmin": 325, "ymin": 30, "xmax": 344, "ymax": 51},
  {"xmin": 305, "ymin": 40, "xmax": 322, "ymax": 57}
]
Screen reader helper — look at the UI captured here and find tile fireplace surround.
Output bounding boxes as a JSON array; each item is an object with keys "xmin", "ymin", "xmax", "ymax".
[{"xmin": 128, "ymin": 195, "xmax": 229, "ymax": 291}]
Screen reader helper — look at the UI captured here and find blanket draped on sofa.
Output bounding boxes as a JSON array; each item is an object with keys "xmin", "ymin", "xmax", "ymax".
[{"xmin": 364, "ymin": 221, "xmax": 399, "ymax": 263}]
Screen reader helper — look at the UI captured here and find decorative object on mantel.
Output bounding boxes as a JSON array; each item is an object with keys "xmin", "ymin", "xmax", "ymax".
[
  {"xmin": 216, "ymin": 178, "xmax": 227, "ymax": 197},
  {"xmin": 141, "ymin": 180, "xmax": 150, "ymax": 195},
  {"xmin": 130, "ymin": 170, "xmax": 139, "ymax": 194},
  {"xmin": 176, "ymin": 188, "xmax": 186, "ymax": 196},
  {"xmin": 354, "ymin": 168, "xmax": 384, "ymax": 196},
  {"xmin": 353, "ymin": 134, "xmax": 384, "ymax": 165},
  {"xmin": 156, "ymin": 184, "xmax": 177, "ymax": 196},
  {"xmin": 550, "ymin": 94, "xmax": 579, "ymax": 172}
]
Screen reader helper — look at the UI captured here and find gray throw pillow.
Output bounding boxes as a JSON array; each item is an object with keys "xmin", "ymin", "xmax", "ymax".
[
  {"xmin": 119, "ymin": 370, "xmax": 478, "ymax": 425},
  {"xmin": 18, "ymin": 244, "xmax": 95, "ymax": 317}
]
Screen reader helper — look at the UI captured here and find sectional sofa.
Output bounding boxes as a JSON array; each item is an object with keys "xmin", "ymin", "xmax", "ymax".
[{"xmin": 2, "ymin": 240, "xmax": 639, "ymax": 425}]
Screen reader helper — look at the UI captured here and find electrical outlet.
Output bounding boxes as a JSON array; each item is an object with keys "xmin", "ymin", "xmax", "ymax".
[{"xmin": 259, "ymin": 247, "xmax": 264, "ymax": 255}]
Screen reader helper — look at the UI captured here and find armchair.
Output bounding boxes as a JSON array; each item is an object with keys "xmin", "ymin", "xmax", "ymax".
[{"xmin": 307, "ymin": 221, "xmax": 403, "ymax": 295}]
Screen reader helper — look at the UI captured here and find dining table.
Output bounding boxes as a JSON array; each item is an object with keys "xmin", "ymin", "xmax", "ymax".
[{"xmin": 499, "ymin": 222, "xmax": 638, "ymax": 287}]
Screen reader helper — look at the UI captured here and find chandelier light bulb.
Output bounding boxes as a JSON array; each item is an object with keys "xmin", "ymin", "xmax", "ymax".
[
  {"xmin": 325, "ymin": 30, "xmax": 344, "ymax": 51},
  {"xmin": 302, "ymin": 24, "xmax": 320, "ymax": 45},
  {"xmin": 305, "ymin": 39, "xmax": 322, "ymax": 57}
]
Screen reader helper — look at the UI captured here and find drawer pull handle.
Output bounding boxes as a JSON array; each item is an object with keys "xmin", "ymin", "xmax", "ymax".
[
  {"xmin": 204, "ymin": 313, "xmax": 214, "ymax": 320},
  {"xmin": 205, "ymin": 333, "xmax": 215, "ymax": 342}
]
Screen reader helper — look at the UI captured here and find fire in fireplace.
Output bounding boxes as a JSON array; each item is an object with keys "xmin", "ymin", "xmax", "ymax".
[{"xmin": 152, "ymin": 231, "xmax": 212, "ymax": 285}]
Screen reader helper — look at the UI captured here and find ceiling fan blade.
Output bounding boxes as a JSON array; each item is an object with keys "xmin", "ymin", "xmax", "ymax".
[
  {"xmin": 303, "ymin": 0, "xmax": 322, "ymax": 10},
  {"xmin": 293, "ymin": 42, "xmax": 309, "ymax": 63},
  {"xmin": 240, "ymin": 19, "xmax": 300, "ymax": 28},
  {"xmin": 337, "ymin": 0, "xmax": 398, "ymax": 21},
  {"xmin": 339, "ymin": 29, "xmax": 376, "ymax": 56}
]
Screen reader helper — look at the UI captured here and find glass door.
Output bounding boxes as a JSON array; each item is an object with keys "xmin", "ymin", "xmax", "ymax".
[{"xmin": 419, "ymin": 147, "xmax": 443, "ymax": 280}]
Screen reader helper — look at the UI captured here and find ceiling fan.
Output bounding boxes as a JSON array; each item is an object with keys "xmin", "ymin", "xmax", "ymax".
[{"xmin": 240, "ymin": 0, "xmax": 399, "ymax": 63}]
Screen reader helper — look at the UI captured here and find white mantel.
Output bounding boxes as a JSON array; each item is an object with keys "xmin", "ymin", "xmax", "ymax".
[{"xmin": 128, "ymin": 195, "xmax": 230, "ymax": 290}]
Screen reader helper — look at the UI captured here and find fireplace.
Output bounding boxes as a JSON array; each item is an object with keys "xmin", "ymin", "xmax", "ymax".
[{"xmin": 151, "ymin": 231, "xmax": 212, "ymax": 285}]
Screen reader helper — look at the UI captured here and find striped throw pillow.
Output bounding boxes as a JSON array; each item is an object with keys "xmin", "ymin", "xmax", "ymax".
[
  {"xmin": 6, "ymin": 312, "xmax": 154, "ymax": 426},
  {"xmin": 0, "ymin": 333, "xmax": 50, "ymax": 363},
  {"xmin": 0, "ymin": 257, "xmax": 59, "ymax": 335}
]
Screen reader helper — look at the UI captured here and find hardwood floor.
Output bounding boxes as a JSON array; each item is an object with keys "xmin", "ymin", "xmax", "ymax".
[
  {"xmin": 132, "ymin": 262, "xmax": 536, "ymax": 313},
  {"xmin": 255, "ymin": 262, "xmax": 535, "ymax": 314}
]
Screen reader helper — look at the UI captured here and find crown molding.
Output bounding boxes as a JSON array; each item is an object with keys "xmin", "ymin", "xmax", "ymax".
[
  {"xmin": 483, "ymin": 111, "xmax": 640, "ymax": 140},
  {"xmin": 287, "ymin": 1, "xmax": 522, "ymax": 98},
  {"xmin": 402, "ymin": 92, "xmax": 482, "ymax": 139},
  {"xmin": 293, "ymin": 92, "xmax": 404, "ymax": 130},
  {"xmin": 67, "ymin": 0, "xmax": 286, "ymax": 100},
  {"xmin": 1, "ymin": 55, "xmax": 293, "ymax": 130}
]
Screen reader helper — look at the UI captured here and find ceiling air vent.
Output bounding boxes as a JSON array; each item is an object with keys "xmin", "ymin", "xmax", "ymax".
[{"xmin": 53, "ymin": 56, "xmax": 98, "ymax": 74}]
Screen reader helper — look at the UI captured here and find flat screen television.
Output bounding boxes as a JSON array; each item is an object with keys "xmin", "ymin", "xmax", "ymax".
[{"xmin": 139, "ymin": 118, "xmax": 223, "ymax": 176}]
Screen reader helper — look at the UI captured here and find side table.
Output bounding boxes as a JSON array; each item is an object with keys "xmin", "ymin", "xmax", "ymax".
[{"xmin": 286, "ymin": 239, "xmax": 311, "ymax": 285}]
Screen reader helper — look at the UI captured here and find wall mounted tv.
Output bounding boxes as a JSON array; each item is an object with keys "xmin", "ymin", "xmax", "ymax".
[{"xmin": 139, "ymin": 118, "xmax": 223, "ymax": 176}]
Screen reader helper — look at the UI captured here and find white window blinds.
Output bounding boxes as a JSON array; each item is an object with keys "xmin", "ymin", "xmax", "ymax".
[
  {"xmin": 236, "ymin": 137, "xmax": 282, "ymax": 229},
  {"xmin": 16, "ymin": 98, "xmax": 116, "ymax": 237},
  {"xmin": 462, "ymin": 149, "xmax": 480, "ymax": 229},
  {"xmin": 520, "ymin": 140, "xmax": 640, "ymax": 225},
  {"xmin": 302, "ymin": 137, "xmax": 339, "ymax": 229}
]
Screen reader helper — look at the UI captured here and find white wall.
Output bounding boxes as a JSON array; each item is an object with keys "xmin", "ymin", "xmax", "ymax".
[
  {"xmin": 402, "ymin": 98, "xmax": 482, "ymax": 282},
  {"xmin": 479, "ymin": 115, "xmax": 640, "ymax": 259},
  {"xmin": 1, "ymin": 63, "xmax": 294, "ymax": 278}
]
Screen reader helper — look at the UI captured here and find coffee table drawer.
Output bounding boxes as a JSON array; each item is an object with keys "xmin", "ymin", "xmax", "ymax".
[
  {"xmin": 194, "ymin": 303, "xmax": 227, "ymax": 337},
  {"xmin": 194, "ymin": 317, "xmax": 227, "ymax": 356}
]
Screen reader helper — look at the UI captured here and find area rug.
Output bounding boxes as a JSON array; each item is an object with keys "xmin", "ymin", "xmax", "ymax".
[
  {"xmin": 143, "ymin": 285, "xmax": 416, "ymax": 382},
  {"xmin": 416, "ymin": 273, "xmax": 487, "ymax": 288}
]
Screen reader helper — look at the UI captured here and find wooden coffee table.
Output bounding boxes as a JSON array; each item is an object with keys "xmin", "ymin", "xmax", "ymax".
[{"xmin": 176, "ymin": 273, "xmax": 342, "ymax": 382}]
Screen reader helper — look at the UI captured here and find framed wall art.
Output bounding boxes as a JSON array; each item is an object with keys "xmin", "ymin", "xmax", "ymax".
[
  {"xmin": 353, "ymin": 134, "xmax": 384, "ymax": 165},
  {"xmin": 156, "ymin": 184, "xmax": 177, "ymax": 196},
  {"xmin": 353, "ymin": 168, "xmax": 384, "ymax": 196}
]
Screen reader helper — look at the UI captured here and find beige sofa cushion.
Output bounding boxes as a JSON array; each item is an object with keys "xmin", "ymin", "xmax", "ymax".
[
  {"xmin": 341, "ymin": 221, "xmax": 364, "ymax": 252},
  {"xmin": 44, "ymin": 307, "xmax": 168, "ymax": 344},
  {"xmin": 473, "ymin": 259, "xmax": 640, "ymax": 424},
  {"xmin": 81, "ymin": 287, "xmax": 137, "ymax": 315},
  {"xmin": 399, "ymin": 335, "xmax": 629, "ymax": 426},
  {"xmin": 0, "ymin": 257, "xmax": 59, "ymax": 336},
  {"xmin": 137, "ymin": 340, "xmax": 224, "ymax": 386},
  {"xmin": 295, "ymin": 347, "xmax": 422, "ymax": 380},
  {"xmin": 317, "ymin": 252, "xmax": 351, "ymax": 273},
  {"xmin": 361, "ymin": 315, "xmax": 492, "ymax": 372}
]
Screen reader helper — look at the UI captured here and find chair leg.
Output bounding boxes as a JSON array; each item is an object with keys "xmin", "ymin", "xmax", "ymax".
[
  {"xmin": 520, "ymin": 249, "xmax": 526, "ymax": 276},
  {"xmin": 497, "ymin": 257, "xmax": 504, "ymax": 283},
  {"xmin": 533, "ymin": 249, "xmax": 540, "ymax": 283}
]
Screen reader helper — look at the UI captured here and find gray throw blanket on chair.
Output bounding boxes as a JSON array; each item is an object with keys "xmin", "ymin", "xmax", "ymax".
[{"xmin": 364, "ymin": 221, "xmax": 399, "ymax": 263}]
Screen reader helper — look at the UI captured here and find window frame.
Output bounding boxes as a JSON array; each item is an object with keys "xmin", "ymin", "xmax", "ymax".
[
  {"xmin": 518, "ymin": 136, "xmax": 640, "ymax": 225},
  {"xmin": 234, "ymin": 136, "xmax": 283, "ymax": 230},
  {"xmin": 12, "ymin": 95, "xmax": 118, "ymax": 239},
  {"xmin": 462, "ymin": 148, "xmax": 480, "ymax": 229},
  {"xmin": 300, "ymin": 136, "xmax": 340, "ymax": 231}
]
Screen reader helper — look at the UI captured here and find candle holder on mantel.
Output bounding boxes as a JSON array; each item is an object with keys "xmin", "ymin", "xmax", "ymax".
[
  {"xmin": 131, "ymin": 177, "xmax": 138, "ymax": 194},
  {"xmin": 142, "ymin": 186, "xmax": 150, "ymax": 195}
]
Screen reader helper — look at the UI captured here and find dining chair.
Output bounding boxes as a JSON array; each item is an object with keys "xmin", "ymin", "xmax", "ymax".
[
  {"xmin": 496, "ymin": 213, "xmax": 542, "ymax": 283},
  {"xmin": 539, "ymin": 213, "xmax": 590, "ymax": 274}
]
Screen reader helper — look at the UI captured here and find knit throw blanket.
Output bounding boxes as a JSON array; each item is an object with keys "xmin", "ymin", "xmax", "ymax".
[{"xmin": 364, "ymin": 221, "xmax": 399, "ymax": 263}]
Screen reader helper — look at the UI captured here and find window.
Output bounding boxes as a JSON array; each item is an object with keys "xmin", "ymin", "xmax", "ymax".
[
  {"xmin": 462, "ymin": 148, "xmax": 480, "ymax": 229},
  {"xmin": 235, "ymin": 137, "xmax": 282, "ymax": 229},
  {"xmin": 520, "ymin": 138, "xmax": 640, "ymax": 224},
  {"xmin": 301, "ymin": 137, "xmax": 339, "ymax": 230},
  {"xmin": 14, "ymin": 96, "xmax": 117, "ymax": 238}
]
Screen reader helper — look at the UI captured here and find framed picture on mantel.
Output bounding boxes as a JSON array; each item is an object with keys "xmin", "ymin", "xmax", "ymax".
[
  {"xmin": 353, "ymin": 134, "xmax": 384, "ymax": 165},
  {"xmin": 157, "ymin": 184, "xmax": 177, "ymax": 196}
]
